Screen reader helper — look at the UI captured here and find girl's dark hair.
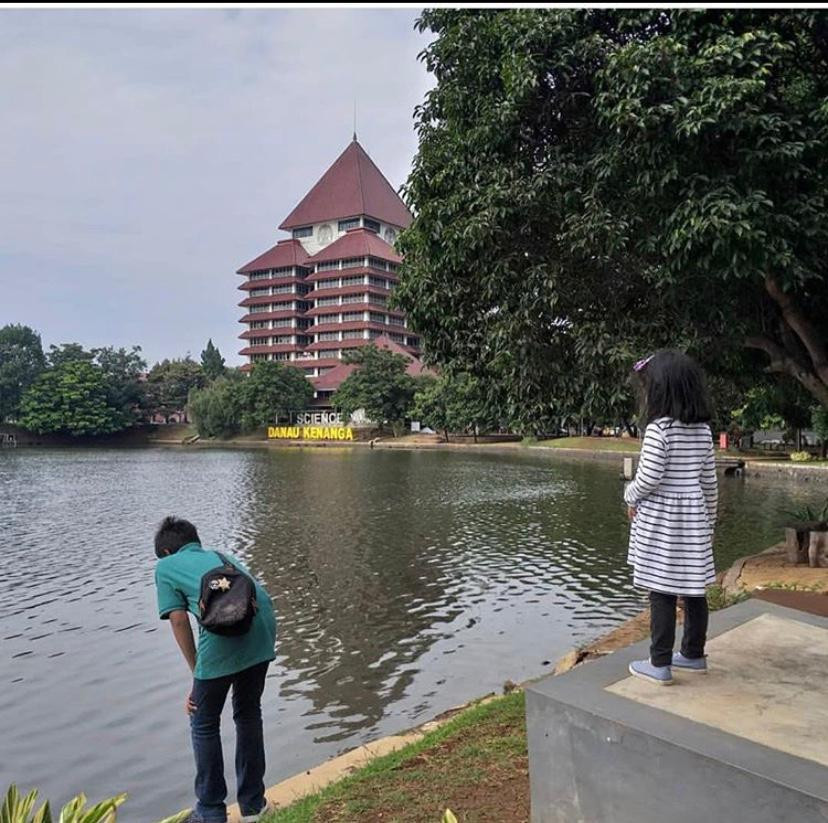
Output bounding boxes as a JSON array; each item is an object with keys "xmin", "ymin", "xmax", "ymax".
[
  {"xmin": 636, "ymin": 350, "xmax": 712, "ymax": 425},
  {"xmin": 154, "ymin": 516, "xmax": 200, "ymax": 558}
]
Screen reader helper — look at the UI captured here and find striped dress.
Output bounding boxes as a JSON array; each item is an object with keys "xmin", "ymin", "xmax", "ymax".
[{"xmin": 624, "ymin": 417, "xmax": 718, "ymax": 596}]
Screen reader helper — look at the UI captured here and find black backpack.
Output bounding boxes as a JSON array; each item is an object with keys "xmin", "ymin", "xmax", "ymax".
[{"xmin": 198, "ymin": 552, "xmax": 258, "ymax": 636}]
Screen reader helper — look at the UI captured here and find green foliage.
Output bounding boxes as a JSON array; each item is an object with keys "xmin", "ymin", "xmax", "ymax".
[
  {"xmin": 46, "ymin": 343, "xmax": 95, "ymax": 369},
  {"xmin": 790, "ymin": 451, "xmax": 813, "ymax": 462},
  {"xmin": 18, "ymin": 361, "xmax": 124, "ymax": 436},
  {"xmin": 0, "ymin": 324, "xmax": 46, "ymax": 422},
  {"xmin": 412, "ymin": 372, "xmax": 493, "ymax": 441},
  {"xmin": 332, "ymin": 345, "xmax": 417, "ymax": 432},
  {"xmin": 238, "ymin": 361, "xmax": 313, "ymax": 432},
  {"xmin": 397, "ymin": 10, "xmax": 828, "ymax": 429},
  {"xmin": 1, "ymin": 784, "xmax": 126, "ymax": 823},
  {"xmin": 93, "ymin": 346, "xmax": 147, "ymax": 427},
  {"xmin": 782, "ymin": 498, "xmax": 828, "ymax": 526},
  {"xmin": 145, "ymin": 358, "xmax": 205, "ymax": 421},
  {"xmin": 188, "ymin": 374, "xmax": 243, "ymax": 438},
  {"xmin": 200, "ymin": 339, "xmax": 226, "ymax": 382}
]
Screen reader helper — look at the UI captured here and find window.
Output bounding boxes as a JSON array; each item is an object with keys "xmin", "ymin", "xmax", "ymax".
[
  {"xmin": 369, "ymin": 312, "xmax": 386, "ymax": 324},
  {"xmin": 343, "ymin": 329, "xmax": 364, "ymax": 339},
  {"xmin": 273, "ymin": 335, "xmax": 293, "ymax": 345},
  {"xmin": 316, "ymin": 296, "xmax": 339, "ymax": 307},
  {"xmin": 318, "ymin": 367, "xmax": 334, "ymax": 376},
  {"xmin": 342, "ymin": 275, "xmax": 365, "ymax": 286},
  {"xmin": 297, "ymin": 318, "xmax": 312, "ymax": 329},
  {"xmin": 318, "ymin": 313, "xmax": 339, "ymax": 324},
  {"xmin": 272, "ymin": 318, "xmax": 293, "ymax": 328},
  {"xmin": 368, "ymin": 294, "xmax": 387, "ymax": 306},
  {"xmin": 318, "ymin": 331, "xmax": 339, "ymax": 342},
  {"xmin": 250, "ymin": 320, "xmax": 269, "ymax": 329},
  {"xmin": 368, "ymin": 257, "xmax": 388, "ymax": 270},
  {"xmin": 343, "ymin": 311, "xmax": 364, "ymax": 322},
  {"xmin": 389, "ymin": 315, "xmax": 405, "ymax": 326},
  {"xmin": 389, "ymin": 332, "xmax": 405, "ymax": 344},
  {"xmin": 319, "ymin": 349, "xmax": 340, "ymax": 359},
  {"xmin": 387, "ymin": 263, "xmax": 399, "ymax": 274},
  {"xmin": 340, "ymin": 257, "xmax": 363, "ymax": 269},
  {"xmin": 251, "ymin": 353, "xmax": 269, "ymax": 363},
  {"xmin": 317, "ymin": 278, "xmax": 340, "ymax": 290},
  {"xmin": 363, "ymin": 218, "xmax": 380, "ymax": 233},
  {"xmin": 250, "ymin": 288, "xmax": 270, "ymax": 297},
  {"xmin": 249, "ymin": 305, "xmax": 268, "ymax": 314},
  {"xmin": 250, "ymin": 336, "xmax": 270, "ymax": 346},
  {"xmin": 368, "ymin": 329, "xmax": 383, "ymax": 340},
  {"xmin": 250, "ymin": 271, "xmax": 270, "ymax": 281},
  {"xmin": 338, "ymin": 218, "xmax": 359, "ymax": 231},
  {"xmin": 317, "ymin": 260, "xmax": 340, "ymax": 272},
  {"xmin": 342, "ymin": 293, "xmax": 365, "ymax": 304},
  {"xmin": 273, "ymin": 352, "xmax": 290, "ymax": 361},
  {"xmin": 292, "ymin": 226, "xmax": 312, "ymax": 238},
  {"xmin": 407, "ymin": 336, "xmax": 420, "ymax": 348},
  {"xmin": 273, "ymin": 284, "xmax": 295, "ymax": 294},
  {"xmin": 369, "ymin": 276, "xmax": 388, "ymax": 289},
  {"xmin": 383, "ymin": 227, "xmax": 397, "ymax": 244}
]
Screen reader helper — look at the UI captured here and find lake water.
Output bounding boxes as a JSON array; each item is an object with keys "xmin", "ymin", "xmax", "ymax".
[{"xmin": 0, "ymin": 446, "xmax": 822, "ymax": 820}]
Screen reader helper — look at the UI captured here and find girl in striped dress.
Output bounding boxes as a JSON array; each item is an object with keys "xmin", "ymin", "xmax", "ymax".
[{"xmin": 625, "ymin": 351, "xmax": 718, "ymax": 686}]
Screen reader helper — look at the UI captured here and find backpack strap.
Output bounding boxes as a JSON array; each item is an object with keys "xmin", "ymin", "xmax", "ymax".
[{"xmin": 215, "ymin": 552, "xmax": 237, "ymax": 570}]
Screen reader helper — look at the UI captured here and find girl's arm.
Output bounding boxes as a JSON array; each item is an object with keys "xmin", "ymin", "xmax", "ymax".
[
  {"xmin": 701, "ymin": 437, "xmax": 718, "ymax": 528},
  {"xmin": 624, "ymin": 424, "xmax": 667, "ymax": 506}
]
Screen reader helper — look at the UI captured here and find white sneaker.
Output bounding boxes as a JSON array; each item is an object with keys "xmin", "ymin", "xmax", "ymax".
[{"xmin": 239, "ymin": 800, "xmax": 275, "ymax": 822}]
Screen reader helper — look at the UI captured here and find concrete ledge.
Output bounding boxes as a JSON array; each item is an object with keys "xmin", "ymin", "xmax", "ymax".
[{"xmin": 526, "ymin": 600, "xmax": 828, "ymax": 823}]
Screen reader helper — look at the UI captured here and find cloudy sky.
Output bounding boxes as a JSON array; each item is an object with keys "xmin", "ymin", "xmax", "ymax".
[{"xmin": 0, "ymin": 8, "xmax": 433, "ymax": 366}]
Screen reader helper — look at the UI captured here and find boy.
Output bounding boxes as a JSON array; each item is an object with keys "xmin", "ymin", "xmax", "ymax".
[{"xmin": 154, "ymin": 516, "xmax": 277, "ymax": 823}]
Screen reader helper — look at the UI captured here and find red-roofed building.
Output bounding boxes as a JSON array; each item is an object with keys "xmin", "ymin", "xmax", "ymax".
[{"xmin": 236, "ymin": 138, "xmax": 423, "ymax": 403}]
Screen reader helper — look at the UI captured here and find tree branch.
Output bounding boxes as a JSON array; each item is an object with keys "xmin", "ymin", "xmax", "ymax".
[
  {"xmin": 745, "ymin": 335, "xmax": 828, "ymax": 408},
  {"xmin": 764, "ymin": 274, "xmax": 828, "ymax": 385}
]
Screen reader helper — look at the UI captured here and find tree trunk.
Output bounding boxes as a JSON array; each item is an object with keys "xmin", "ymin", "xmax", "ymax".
[{"xmin": 444, "ymin": 428, "xmax": 450, "ymax": 443}]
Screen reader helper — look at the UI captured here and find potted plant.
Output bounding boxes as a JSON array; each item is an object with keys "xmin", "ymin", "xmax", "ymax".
[{"xmin": 782, "ymin": 498, "xmax": 828, "ymax": 567}]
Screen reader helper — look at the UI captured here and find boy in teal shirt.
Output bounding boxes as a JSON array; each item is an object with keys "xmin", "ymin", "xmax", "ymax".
[{"xmin": 154, "ymin": 516, "xmax": 276, "ymax": 823}]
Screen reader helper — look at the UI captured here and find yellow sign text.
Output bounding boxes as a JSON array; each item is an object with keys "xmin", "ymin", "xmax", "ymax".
[{"xmin": 268, "ymin": 425, "xmax": 355, "ymax": 441}]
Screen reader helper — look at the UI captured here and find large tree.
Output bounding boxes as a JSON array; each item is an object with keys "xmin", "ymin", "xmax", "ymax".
[
  {"xmin": 145, "ymin": 358, "xmax": 205, "ymax": 422},
  {"xmin": 412, "ymin": 372, "xmax": 494, "ymax": 442},
  {"xmin": 396, "ymin": 10, "xmax": 828, "ymax": 426},
  {"xmin": 19, "ymin": 361, "xmax": 123, "ymax": 436},
  {"xmin": 0, "ymin": 324, "xmax": 46, "ymax": 422},
  {"xmin": 238, "ymin": 361, "xmax": 313, "ymax": 431},
  {"xmin": 333, "ymin": 345, "xmax": 418, "ymax": 433},
  {"xmin": 188, "ymin": 373, "xmax": 244, "ymax": 438}
]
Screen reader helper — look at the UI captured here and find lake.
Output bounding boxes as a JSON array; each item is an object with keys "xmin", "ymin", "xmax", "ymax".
[{"xmin": 0, "ymin": 446, "xmax": 821, "ymax": 820}]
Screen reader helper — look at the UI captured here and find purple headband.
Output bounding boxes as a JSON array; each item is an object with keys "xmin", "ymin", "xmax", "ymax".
[{"xmin": 633, "ymin": 354, "xmax": 654, "ymax": 372}]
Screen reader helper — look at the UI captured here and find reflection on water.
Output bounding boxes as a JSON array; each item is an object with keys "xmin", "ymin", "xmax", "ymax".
[{"xmin": 0, "ymin": 447, "xmax": 821, "ymax": 820}]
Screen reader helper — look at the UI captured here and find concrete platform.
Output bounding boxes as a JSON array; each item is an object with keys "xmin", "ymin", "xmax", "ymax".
[{"xmin": 526, "ymin": 600, "xmax": 828, "ymax": 823}]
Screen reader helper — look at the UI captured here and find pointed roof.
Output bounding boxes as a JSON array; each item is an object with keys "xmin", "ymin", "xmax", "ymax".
[
  {"xmin": 279, "ymin": 139, "xmax": 412, "ymax": 231},
  {"xmin": 309, "ymin": 227, "xmax": 402, "ymax": 265},
  {"xmin": 237, "ymin": 238, "xmax": 311, "ymax": 274}
]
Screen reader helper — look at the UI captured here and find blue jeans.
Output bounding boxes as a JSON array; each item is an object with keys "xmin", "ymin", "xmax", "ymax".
[{"xmin": 189, "ymin": 661, "xmax": 269, "ymax": 822}]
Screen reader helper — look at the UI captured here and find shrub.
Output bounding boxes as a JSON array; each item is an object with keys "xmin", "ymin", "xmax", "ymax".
[{"xmin": 790, "ymin": 451, "xmax": 813, "ymax": 462}]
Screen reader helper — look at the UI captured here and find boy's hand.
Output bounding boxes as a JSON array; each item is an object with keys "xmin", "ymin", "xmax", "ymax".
[
  {"xmin": 627, "ymin": 506, "xmax": 637, "ymax": 521},
  {"xmin": 185, "ymin": 691, "xmax": 197, "ymax": 715}
]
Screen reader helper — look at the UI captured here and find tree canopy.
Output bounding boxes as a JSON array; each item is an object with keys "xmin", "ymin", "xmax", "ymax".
[
  {"xmin": 200, "ymin": 339, "xmax": 226, "ymax": 382},
  {"xmin": 0, "ymin": 324, "xmax": 46, "ymax": 422},
  {"xmin": 396, "ymin": 10, "xmax": 828, "ymax": 426},
  {"xmin": 145, "ymin": 358, "xmax": 205, "ymax": 421},
  {"xmin": 411, "ymin": 372, "xmax": 494, "ymax": 441},
  {"xmin": 238, "ymin": 361, "xmax": 314, "ymax": 431},
  {"xmin": 19, "ymin": 360, "xmax": 123, "ymax": 436}
]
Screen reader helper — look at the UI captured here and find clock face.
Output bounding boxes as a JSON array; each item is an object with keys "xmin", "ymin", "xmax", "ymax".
[
  {"xmin": 384, "ymin": 227, "xmax": 397, "ymax": 244},
  {"xmin": 318, "ymin": 224, "xmax": 333, "ymax": 244}
]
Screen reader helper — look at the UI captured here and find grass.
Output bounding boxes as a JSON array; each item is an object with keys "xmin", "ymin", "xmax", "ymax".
[
  {"xmin": 533, "ymin": 436, "xmax": 640, "ymax": 453},
  {"xmin": 706, "ymin": 584, "xmax": 750, "ymax": 611},
  {"xmin": 263, "ymin": 692, "xmax": 528, "ymax": 823}
]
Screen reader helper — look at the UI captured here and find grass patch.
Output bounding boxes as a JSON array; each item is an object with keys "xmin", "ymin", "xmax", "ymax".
[
  {"xmin": 264, "ymin": 692, "xmax": 529, "ymax": 823},
  {"xmin": 706, "ymin": 584, "xmax": 750, "ymax": 611},
  {"xmin": 534, "ymin": 436, "xmax": 640, "ymax": 453}
]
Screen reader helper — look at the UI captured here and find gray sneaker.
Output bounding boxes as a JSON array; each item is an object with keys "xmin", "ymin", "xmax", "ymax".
[
  {"xmin": 629, "ymin": 659, "xmax": 673, "ymax": 686},
  {"xmin": 672, "ymin": 652, "xmax": 707, "ymax": 673},
  {"xmin": 240, "ymin": 800, "xmax": 275, "ymax": 822}
]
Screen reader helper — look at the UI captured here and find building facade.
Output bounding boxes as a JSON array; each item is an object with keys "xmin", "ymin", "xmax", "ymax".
[{"xmin": 237, "ymin": 139, "xmax": 421, "ymax": 398}]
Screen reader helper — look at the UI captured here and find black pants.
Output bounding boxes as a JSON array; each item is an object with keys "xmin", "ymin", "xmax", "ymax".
[{"xmin": 649, "ymin": 591, "xmax": 708, "ymax": 667}]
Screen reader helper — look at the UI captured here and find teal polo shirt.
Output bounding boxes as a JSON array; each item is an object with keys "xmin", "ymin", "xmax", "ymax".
[{"xmin": 155, "ymin": 543, "xmax": 276, "ymax": 680}]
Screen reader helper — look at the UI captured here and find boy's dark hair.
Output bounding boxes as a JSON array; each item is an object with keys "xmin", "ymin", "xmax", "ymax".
[
  {"xmin": 154, "ymin": 516, "xmax": 200, "ymax": 558},
  {"xmin": 636, "ymin": 350, "xmax": 712, "ymax": 425}
]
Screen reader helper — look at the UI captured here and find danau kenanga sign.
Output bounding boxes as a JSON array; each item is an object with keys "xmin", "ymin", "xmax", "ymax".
[{"xmin": 268, "ymin": 411, "xmax": 355, "ymax": 441}]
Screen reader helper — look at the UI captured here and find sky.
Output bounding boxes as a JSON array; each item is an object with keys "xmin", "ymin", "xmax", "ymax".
[{"xmin": 0, "ymin": 7, "xmax": 433, "ymax": 367}]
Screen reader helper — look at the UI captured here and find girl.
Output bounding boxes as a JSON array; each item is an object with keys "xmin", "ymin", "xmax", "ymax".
[{"xmin": 624, "ymin": 350, "xmax": 718, "ymax": 685}]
